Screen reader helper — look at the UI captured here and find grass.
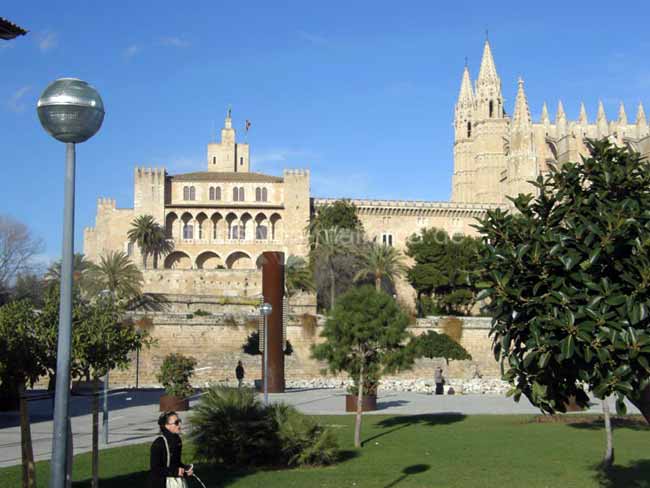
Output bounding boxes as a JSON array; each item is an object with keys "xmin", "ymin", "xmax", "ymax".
[{"xmin": 2, "ymin": 414, "xmax": 649, "ymax": 487}]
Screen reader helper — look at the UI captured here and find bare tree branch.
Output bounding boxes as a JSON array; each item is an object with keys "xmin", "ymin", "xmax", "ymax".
[{"xmin": 0, "ymin": 215, "xmax": 43, "ymax": 289}]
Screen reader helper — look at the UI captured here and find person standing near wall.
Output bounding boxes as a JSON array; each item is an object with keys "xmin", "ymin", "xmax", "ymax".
[
  {"xmin": 434, "ymin": 367, "xmax": 445, "ymax": 395},
  {"xmin": 235, "ymin": 360, "xmax": 245, "ymax": 388}
]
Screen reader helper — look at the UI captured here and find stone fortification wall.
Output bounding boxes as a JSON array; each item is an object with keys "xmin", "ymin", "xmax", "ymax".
[
  {"xmin": 142, "ymin": 269, "xmax": 261, "ymax": 296},
  {"xmin": 108, "ymin": 314, "xmax": 500, "ymax": 392}
]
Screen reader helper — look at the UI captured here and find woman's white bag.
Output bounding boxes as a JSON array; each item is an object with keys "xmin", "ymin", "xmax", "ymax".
[{"xmin": 158, "ymin": 435, "xmax": 188, "ymax": 488}]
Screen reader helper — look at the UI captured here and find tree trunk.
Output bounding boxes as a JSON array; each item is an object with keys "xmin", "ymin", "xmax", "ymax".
[
  {"xmin": 629, "ymin": 385, "xmax": 650, "ymax": 424},
  {"xmin": 601, "ymin": 396, "xmax": 614, "ymax": 468},
  {"xmin": 354, "ymin": 359, "xmax": 364, "ymax": 449},
  {"xmin": 18, "ymin": 383, "xmax": 36, "ymax": 488},
  {"xmin": 91, "ymin": 377, "xmax": 99, "ymax": 488},
  {"xmin": 375, "ymin": 275, "xmax": 381, "ymax": 292},
  {"xmin": 329, "ymin": 262, "xmax": 336, "ymax": 311},
  {"xmin": 142, "ymin": 252, "xmax": 147, "ymax": 270}
]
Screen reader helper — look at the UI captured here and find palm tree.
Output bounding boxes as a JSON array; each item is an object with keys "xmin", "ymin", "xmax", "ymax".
[
  {"xmin": 44, "ymin": 253, "xmax": 94, "ymax": 297},
  {"xmin": 127, "ymin": 215, "xmax": 172, "ymax": 269},
  {"xmin": 285, "ymin": 255, "xmax": 314, "ymax": 311},
  {"xmin": 87, "ymin": 251, "xmax": 144, "ymax": 301},
  {"xmin": 310, "ymin": 226, "xmax": 350, "ymax": 310},
  {"xmin": 354, "ymin": 242, "xmax": 407, "ymax": 292}
]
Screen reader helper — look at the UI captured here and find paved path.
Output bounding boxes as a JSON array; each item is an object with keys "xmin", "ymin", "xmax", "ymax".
[{"xmin": 0, "ymin": 388, "xmax": 640, "ymax": 468}]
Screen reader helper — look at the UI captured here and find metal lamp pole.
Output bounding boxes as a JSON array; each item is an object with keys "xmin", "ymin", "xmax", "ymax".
[
  {"xmin": 260, "ymin": 302, "xmax": 272, "ymax": 405},
  {"xmin": 37, "ymin": 78, "xmax": 104, "ymax": 488}
]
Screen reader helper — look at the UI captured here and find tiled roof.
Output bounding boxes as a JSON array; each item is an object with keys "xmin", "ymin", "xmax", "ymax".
[
  {"xmin": 0, "ymin": 17, "xmax": 27, "ymax": 40},
  {"xmin": 169, "ymin": 172, "xmax": 283, "ymax": 183}
]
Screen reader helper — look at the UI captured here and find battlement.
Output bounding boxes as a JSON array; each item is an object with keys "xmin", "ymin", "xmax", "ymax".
[
  {"xmin": 97, "ymin": 197, "xmax": 117, "ymax": 210},
  {"xmin": 134, "ymin": 167, "xmax": 167, "ymax": 179},
  {"xmin": 283, "ymin": 169, "xmax": 310, "ymax": 177}
]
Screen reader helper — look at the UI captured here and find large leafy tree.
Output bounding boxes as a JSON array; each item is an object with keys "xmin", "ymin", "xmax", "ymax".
[
  {"xmin": 0, "ymin": 301, "xmax": 52, "ymax": 488},
  {"xmin": 127, "ymin": 215, "xmax": 172, "ymax": 269},
  {"xmin": 87, "ymin": 250, "xmax": 144, "ymax": 301},
  {"xmin": 476, "ymin": 140, "xmax": 650, "ymax": 426},
  {"xmin": 312, "ymin": 286, "xmax": 413, "ymax": 448},
  {"xmin": 310, "ymin": 199, "xmax": 363, "ymax": 234},
  {"xmin": 44, "ymin": 253, "xmax": 94, "ymax": 297},
  {"xmin": 0, "ymin": 215, "xmax": 43, "ymax": 295},
  {"xmin": 406, "ymin": 228, "xmax": 482, "ymax": 316},
  {"xmin": 414, "ymin": 330, "xmax": 472, "ymax": 365},
  {"xmin": 310, "ymin": 227, "xmax": 356, "ymax": 310},
  {"xmin": 284, "ymin": 255, "xmax": 314, "ymax": 310},
  {"xmin": 354, "ymin": 242, "xmax": 407, "ymax": 292}
]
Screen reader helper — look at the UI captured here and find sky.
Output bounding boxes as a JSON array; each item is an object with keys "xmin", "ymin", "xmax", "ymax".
[{"xmin": 2, "ymin": 0, "xmax": 650, "ymax": 265}]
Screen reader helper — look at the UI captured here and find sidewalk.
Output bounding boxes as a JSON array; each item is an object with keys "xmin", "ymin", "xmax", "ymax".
[{"xmin": 0, "ymin": 388, "xmax": 639, "ymax": 468}]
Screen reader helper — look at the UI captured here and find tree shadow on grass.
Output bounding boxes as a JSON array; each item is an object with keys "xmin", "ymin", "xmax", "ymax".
[
  {"xmin": 563, "ymin": 416, "xmax": 650, "ymax": 431},
  {"xmin": 363, "ymin": 413, "xmax": 465, "ymax": 447},
  {"xmin": 383, "ymin": 464, "xmax": 430, "ymax": 488},
  {"xmin": 594, "ymin": 460, "xmax": 650, "ymax": 488}
]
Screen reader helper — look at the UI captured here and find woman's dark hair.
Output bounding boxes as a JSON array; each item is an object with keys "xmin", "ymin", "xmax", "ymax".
[{"xmin": 157, "ymin": 411, "xmax": 178, "ymax": 431}]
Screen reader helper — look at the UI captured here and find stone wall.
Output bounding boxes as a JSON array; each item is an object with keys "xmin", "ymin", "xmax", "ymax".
[{"xmin": 108, "ymin": 314, "xmax": 500, "ymax": 388}]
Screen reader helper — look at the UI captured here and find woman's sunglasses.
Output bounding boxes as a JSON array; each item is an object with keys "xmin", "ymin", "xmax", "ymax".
[{"xmin": 167, "ymin": 419, "xmax": 182, "ymax": 426}]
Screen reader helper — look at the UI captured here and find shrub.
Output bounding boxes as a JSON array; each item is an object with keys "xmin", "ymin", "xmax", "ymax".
[
  {"xmin": 190, "ymin": 386, "xmax": 339, "ymax": 468},
  {"xmin": 157, "ymin": 353, "xmax": 197, "ymax": 399},
  {"xmin": 242, "ymin": 331, "xmax": 293, "ymax": 356}
]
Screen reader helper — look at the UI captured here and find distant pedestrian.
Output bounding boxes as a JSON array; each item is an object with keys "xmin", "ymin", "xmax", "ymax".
[
  {"xmin": 434, "ymin": 367, "xmax": 445, "ymax": 395},
  {"xmin": 149, "ymin": 411, "xmax": 192, "ymax": 488},
  {"xmin": 236, "ymin": 360, "xmax": 245, "ymax": 388}
]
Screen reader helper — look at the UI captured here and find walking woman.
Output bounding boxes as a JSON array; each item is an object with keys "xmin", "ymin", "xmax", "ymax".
[{"xmin": 149, "ymin": 411, "xmax": 193, "ymax": 488}]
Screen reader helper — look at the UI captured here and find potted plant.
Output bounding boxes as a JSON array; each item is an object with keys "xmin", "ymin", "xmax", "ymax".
[
  {"xmin": 345, "ymin": 370, "xmax": 379, "ymax": 412},
  {"xmin": 157, "ymin": 353, "xmax": 197, "ymax": 411}
]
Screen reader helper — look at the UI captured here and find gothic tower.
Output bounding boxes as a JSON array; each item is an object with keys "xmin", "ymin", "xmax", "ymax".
[
  {"xmin": 506, "ymin": 78, "xmax": 537, "ymax": 198},
  {"xmin": 451, "ymin": 64, "xmax": 475, "ymax": 202}
]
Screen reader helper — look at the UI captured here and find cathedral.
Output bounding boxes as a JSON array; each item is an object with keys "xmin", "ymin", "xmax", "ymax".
[
  {"xmin": 83, "ymin": 40, "xmax": 650, "ymax": 304},
  {"xmin": 452, "ymin": 41, "xmax": 650, "ymax": 205}
]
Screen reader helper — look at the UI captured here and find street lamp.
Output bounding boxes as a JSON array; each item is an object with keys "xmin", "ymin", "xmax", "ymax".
[
  {"xmin": 260, "ymin": 302, "xmax": 272, "ymax": 405},
  {"xmin": 37, "ymin": 78, "xmax": 104, "ymax": 488}
]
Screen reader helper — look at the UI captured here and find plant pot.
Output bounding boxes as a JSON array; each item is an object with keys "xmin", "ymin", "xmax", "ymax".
[
  {"xmin": 160, "ymin": 394, "xmax": 190, "ymax": 412},
  {"xmin": 345, "ymin": 394, "xmax": 377, "ymax": 412}
]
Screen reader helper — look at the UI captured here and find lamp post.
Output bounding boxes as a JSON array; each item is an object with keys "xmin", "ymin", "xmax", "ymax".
[
  {"xmin": 37, "ymin": 78, "xmax": 104, "ymax": 488},
  {"xmin": 260, "ymin": 302, "xmax": 272, "ymax": 405}
]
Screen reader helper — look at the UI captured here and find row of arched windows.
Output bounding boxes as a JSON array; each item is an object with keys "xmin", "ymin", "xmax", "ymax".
[{"xmin": 183, "ymin": 185, "xmax": 270, "ymax": 202}]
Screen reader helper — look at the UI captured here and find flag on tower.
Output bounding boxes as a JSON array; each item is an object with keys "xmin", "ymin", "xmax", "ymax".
[{"xmin": 245, "ymin": 119, "xmax": 251, "ymax": 132}]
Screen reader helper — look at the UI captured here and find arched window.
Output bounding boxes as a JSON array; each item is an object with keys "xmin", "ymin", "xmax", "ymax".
[
  {"xmin": 183, "ymin": 223, "xmax": 194, "ymax": 240},
  {"xmin": 255, "ymin": 187, "xmax": 261, "ymax": 201},
  {"xmin": 183, "ymin": 186, "xmax": 190, "ymax": 200},
  {"xmin": 212, "ymin": 156, "xmax": 216, "ymax": 165},
  {"xmin": 230, "ymin": 224, "xmax": 239, "ymax": 240},
  {"xmin": 262, "ymin": 188, "xmax": 268, "ymax": 201},
  {"xmin": 209, "ymin": 187, "xmax": 215, "ymax": 200},
  {"xmin": 233, "ymin": 187, "xmax": 239, "ymax": 201},
  {"xmin": 467, "ymin": 122, "xmax": 472, "ymax": 138},
  {"xmin": 215, "ymin": 187, "xmax": 221, "ymax": 200},
  {"xmin": 239, "ymin": 187, "xmax": 245, "ymax": 201},
  {"xmin": 256, "ymin": 225, "xmax": 268, "ymax": 240},
  {"xmin": 489, "ymin": 100, "xmax": 494, "ymax": 118},
  {"xmin": 189, "ymin": 186, "xmax": 196, "ymax": 200}
]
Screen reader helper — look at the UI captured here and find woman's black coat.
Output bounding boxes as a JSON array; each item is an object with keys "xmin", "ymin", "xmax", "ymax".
[{"xmin": 149, "ymin": 428, "xmax": 190, "ymax": 488}]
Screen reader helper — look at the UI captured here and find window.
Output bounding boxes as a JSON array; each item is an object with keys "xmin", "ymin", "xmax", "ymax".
[
  {"xmin": 189, "ymin": 186, "xmax": 196, "ymax": 200},
  {"xmin": 183, "ymin": 186, "xmax": 190, "ymax": 200},
  {"xmin": 209, "ymin": 187, "xmax": 215, "ymax": 200},
  {"xmin": 213, "ymin": 223, "xmax": 218, "ymax": 239},
  {"xmin": 256, "ymin": 225, "xmax": 268, "ymax": 240},
  {"xmin": 239, "ymin": 187, "xmax": 245, "ymax": 201},
  {"xmin": 230, "ymin": 224, "xmax": 244, "ymax": 240},
  {"xmin": 215, "ymin": 187, "xmax": 221, "ymax": 200},
  {"xmin": 183, "ymin": 224, "xmax": 194, "ymax": 240},
  {"xmin": 256, "ymin": 187, "xmax": 261, "ymax": 202},
  {"xmin": 198, "ymin": 222, "xmax": 203, "ymax": 239},
  {"xmin": 262, "ymin": 188, "xmax": 268, "ymax": 202},
  {"xmin": 489, "ymin": 100, "xmax": 494, "ymax": 118},
  {"xmin": 467, "ymin": 121, "xmax": 471, "ymax": 138},
  {"xmin": 382, "ymin": 233, "xmax": 393, "ymax": 247},
  {"xmin": 213, "ymin": 156, "xmax": 216, "ymax": 165},
  {"xmin": 229, "ymin": 224, "xmax": 237, "ymax": 240},
  {"xmin": 126, "ymin": 241, "xmax": 134, "ymax": 257},
  {"xmin": 240, "ymin": 157, "xmax": 244, "ymax": 166},
  {"xmin": 233, "ymin": 187, "xmax": 239, "ymax": 201}
]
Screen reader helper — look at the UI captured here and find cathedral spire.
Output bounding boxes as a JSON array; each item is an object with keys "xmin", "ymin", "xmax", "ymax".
[
  {"xmin": 618, "ymin": 102, "xmax": 628, "ymax": 125},
  {"xmin": 637, "ymin": 102, "xmax": 648, "ymax": 126},
  {"xmin": 597, "ymin": 100, "xmax": 607, "ymax": 123},
  {"xmin": 556, "ymin": 100, "xmax": 567, "ymax": 135},
  {"xmin": 512, "ymin": 77, "xmax": 531, "ymax": 128},
  {"xmin": 458, "ymin": 65, "xmax": 474, "ymax": 103},
  {"xmin": 597, "ymin": 100, "xmax": 608, "ymax": 136},
  {"xmin": 578, "ymin": 102, "xmax": 588, "ymax": 125},
  {"xmin": 477, "ymin": 40, "xmax": 498, "ymax": 82},
  {"xmin": 541, "ymin": 102, "xmax": 550, "ymax": 125}
]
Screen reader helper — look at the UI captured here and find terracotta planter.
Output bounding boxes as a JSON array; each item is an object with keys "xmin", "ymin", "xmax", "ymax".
[
  {"xmin": 160, "ymin": 394, "xmax": 190, "ymax": 412},
  {"xmin": 345, "ymin": 394, "xmax": 377, "ymax": 412}
]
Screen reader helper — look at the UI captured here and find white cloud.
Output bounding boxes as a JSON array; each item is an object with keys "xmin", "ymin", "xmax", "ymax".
[
  {"xmin": 0, "ymin": 43, "xmax": 14, "ymax": 50},
  {"xmin": 160, "ymin": 37, "xmax": 191, "ymax": 48},
  {"xmin": 38, "ymin": 32, "xmax": 58, "ymax": 52},
  {"xmin": 7, "ymin": 85, "xmax": 31, "ymax": 113},
  {"xmin": 123, "ymin": 44, "xmax": 141, "ymax": 59}
]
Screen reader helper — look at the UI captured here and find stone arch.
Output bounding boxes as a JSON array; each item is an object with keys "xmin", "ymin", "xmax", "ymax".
[
  {"xmin": 196, "ymin": 212, "xmax": 208, "ymax": 240},
  {"xmin": 240, "ymin": 212, "xmax": 253, "ymax": 241},
  {"xmin": 270, "ymin": 213, "xmax": 283, "ymax": 241},
  {"xmin": 196, "ymin": 251, "xmax": 223, "ymax": 269},
  {"xmin": 226, "ymin": 251, "xmax": 254, "ymax": 270},
  {"xmin": 255, "ymin": 212, "xmax": 269, "ymax": 240},
  {"xmin": 165, "ymin": 212, "xmax": 178, "ymax": 239},
  {"xmin": 164, "ymin": 251, "xmax": 192, "ymax": 269},
  {"xmin": 210, "ymin": 212, "xmax": 223, "ymax": 241},
  {"xmin": 226, "ymin": 212, "xmax": 238, "ymax": 240},
  {"xmin": 181, "ymin": 212, "xmax": 194, "ymax": 240}
]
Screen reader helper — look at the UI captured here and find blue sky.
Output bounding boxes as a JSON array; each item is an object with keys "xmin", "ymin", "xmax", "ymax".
[{"xmin": 2, "ymin": 0, "xmax": 650, "ymax": 264}]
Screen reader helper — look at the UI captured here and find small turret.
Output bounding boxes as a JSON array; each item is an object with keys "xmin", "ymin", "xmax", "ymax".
[
  {"xmin": 637, "ymin": 102, "xmax": 649, "ymax": 138},
  {"xmin": 618, "ymin": 102, "xmax": 628, "ymax": 126},
  {"xmin": 512, "ymin": 78, "xmax": 531, "ymax": 130},
  {"xmin": 578, "ymin": 102, "xmax": 588, "ymax": 125},
  {"xmin": 540, "ymin": 102, "xmax": 550, "ymax": 125},
  {"xmin": 475, "ymin": 40, "xmax": 504, "ymax": 119},
  {"xmin": 597, "ymin": 100, "xmax": 608, "ymax": 137},
  {"xmin": 556, "ymin": 101, "xmax": 567, "ymax": 136}
]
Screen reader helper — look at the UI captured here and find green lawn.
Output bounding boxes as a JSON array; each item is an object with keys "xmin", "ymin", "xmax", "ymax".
[{"xmin": 2, "ymin": 414, "xmax": 649, "ymax": 487}]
